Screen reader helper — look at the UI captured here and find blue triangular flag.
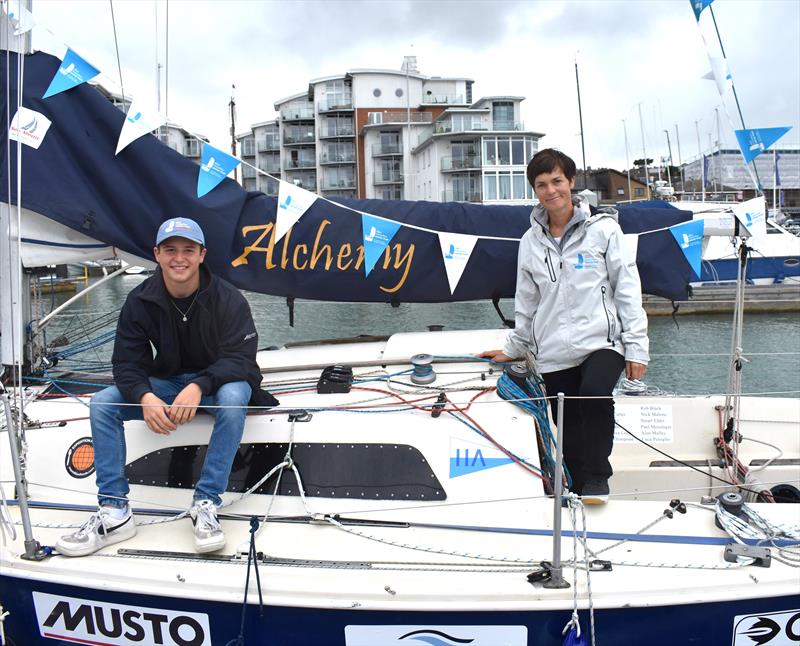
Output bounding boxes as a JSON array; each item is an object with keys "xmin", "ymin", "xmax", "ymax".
[
  {"xmin": 43, "ymin": 48, "xmax": 100, "ymax": 99},
  {"xmin": 197, "ymin": 144, "xmax": 241, "ymax": 197},
  {"xmin": 669, "ymin": 219, "xmax": 704, "ymax": 279},
  {"xmin": 361, "ymin": 213, "xmax": 401, "ymax": 276},
  {"xmin": 690, "ymin": 0, "xmax": 714, "ymax": 20},
  {"xmin": 734, "ymin": 127, "xmax": 791, "ymax": 164}
]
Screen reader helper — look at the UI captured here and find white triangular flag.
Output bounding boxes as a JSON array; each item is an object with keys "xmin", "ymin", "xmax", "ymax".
[
  {"xmin": 438, "ymin": 231, "xmax": 478, "ymax": 294},
  {"xmin": 732, "ymin": 196, "xmax": 767, "ymax": 238},
  {"xmin": 115, "ymin": 96, "xmax": 166, "ymax": 154},
  {"xmin": 275, "ymin": 180, "xmax": 317, "ymax": 242},
  {"xmin": 708, "ymin": 57, "xmax": 733, "ymax": 97},
  {"xmin": 3, "ymin": 0, "xmax": 36, "ymax": 35}
]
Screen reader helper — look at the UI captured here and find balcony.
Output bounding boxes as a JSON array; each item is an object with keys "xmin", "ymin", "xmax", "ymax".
[
  {"xmin": 281, "ymin": 107, "xmax": 315, "ymax": 121},
  {"xmin": 366, "ymin": 111, "xmax": 433, "ymax": 126},
  {"xmin": 317, "ymin": 98, "xmax": 353, "ymax": 113},
  {"xmin": 442, "ymin": 189, "xmax": 482, "ymax": 203},
  {"xmin": 322, "ymin": 178, "xmax": 356, "ymax": 190},
  {"xmin": 283, "ymin": 158, "xmax": 316, "ymax": 171},
  {"xmin": 242, "ymin": 165, "xmax": 257, "ymax": 179},
  {"xmin": 441, "ymin": 155, "xmax": 481, "ymax": 171},
  {"xmin": 372, "ymin": 142, "xmax": 403, "ymax": 157},
  {"xmin": 283, "ymin": 132, "xmax": 316, "ymax": 146},
  {"xmin": 373, "ymin": 171, "xmax": 404, "ymax": 186},
  {"xmin": 492, "ymin": 121, "xmax": 525, "ymax": 131},
  {"xmin": 286, "ymin": 178, "xmax": 317, "ymax": 192},
  {"xmin": 319, "ymin": 124, "xmax": 355, "ymax": 139},
  {"xmin": 257, "ymin": 137, "xmax": 280, "ymax": 152},
  {"xmin": 421, "ymin": 94, "xmax": 464, "ymax": 105},
  {"xmin": 320, "ymin": 151, "xmax": 356, "ymax": 165}
]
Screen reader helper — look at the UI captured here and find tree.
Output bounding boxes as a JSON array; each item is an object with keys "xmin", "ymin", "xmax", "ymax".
[{"xmin": 633, "ymin": 158, "xmax": 654, "ymax": 168}]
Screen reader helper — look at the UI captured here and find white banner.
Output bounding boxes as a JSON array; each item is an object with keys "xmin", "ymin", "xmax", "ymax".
[
  {"xmin": 275, "ymin": 180, "xmax": 318, "ymax": 242},
  {"xmin": 437, "ymin": 231, "xmax": 478, "ymax": 294},
  {"xmin": 9, "ymin": 107, "xmax": 52, "ymax": 149},
  {"xmin": 3, "ymin": 0, "xmax": 36, "ymax": 35},
  {"xmin": 116, "ymin": 96, "xmax": 166, "ymax": 154},
  {"xmin": 732, "ymin": 195, "xmax": 767, "ymax": 238},
  {"xmin": 708, "ymin": 56, "xmax": 733, "ymax": 97}
]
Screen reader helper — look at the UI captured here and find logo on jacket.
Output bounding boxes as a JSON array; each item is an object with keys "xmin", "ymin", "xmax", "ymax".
[{"xmin": 574, "ymin": 253, "xmax": 600, "ymax": 270}]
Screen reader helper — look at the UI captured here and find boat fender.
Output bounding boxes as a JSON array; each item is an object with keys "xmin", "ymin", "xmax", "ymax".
[
  {"xmin": 410, "ymin": 354, "xmax": 436, "ymax": 385},
  {"xmin": 562, "ymin": 625, "xmax": 590, "ymax": 646}
]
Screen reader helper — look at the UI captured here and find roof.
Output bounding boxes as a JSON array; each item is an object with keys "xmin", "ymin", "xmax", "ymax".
[{"xmin": 273, "ymin": 91, "xmax": 309, "ymax": 110}]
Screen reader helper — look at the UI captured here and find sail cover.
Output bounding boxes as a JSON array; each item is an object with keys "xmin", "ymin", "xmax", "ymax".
[{"xmin": 0, "ymin": 52, "xmax": 693, "ymax": 302}]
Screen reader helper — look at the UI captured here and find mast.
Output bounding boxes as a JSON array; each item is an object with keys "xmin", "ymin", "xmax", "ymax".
[
  {"xmin": 695, "ymin": 119, "xmax": 705, "ymax": 201},
  {"xmin": 637, "ymin": 103, "xmax": 651, "ymax": 199},
  {"xmin": 663, "ymin": 129, "xmax": 674, "ymax": 188},
  {"xmin": 622, "ymin": 119, "xmax": 632, "ymax": 203},
  {"xmin": 574, "ymin": 56, "xmax": 587, "ymax": 190},
  {"xmin": 675, "ymin": 123, "xmax": 684, "ymax": 192},
  {"xmin": 229, "ymin": 86, "xmax": 239, "ymax": 184}
]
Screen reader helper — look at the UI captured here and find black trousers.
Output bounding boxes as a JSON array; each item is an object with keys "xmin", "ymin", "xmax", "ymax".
[{"xmin": 541, "ymin": 349, "xmax": 625, "ymax": 493}]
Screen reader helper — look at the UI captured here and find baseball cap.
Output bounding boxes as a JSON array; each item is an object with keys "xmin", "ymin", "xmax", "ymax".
[{"xmin": 156, "ymin": 217, "xmax": 205, "ymax": 246}]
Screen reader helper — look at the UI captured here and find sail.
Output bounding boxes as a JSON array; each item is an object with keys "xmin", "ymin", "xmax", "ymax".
[{"xmin": 0, "ymin": 51, "xmax": 693, "ymax": 302}]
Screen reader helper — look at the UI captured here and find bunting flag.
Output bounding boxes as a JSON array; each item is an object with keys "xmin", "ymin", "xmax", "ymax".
[
  {"xmin": 732, "ymin": 196, "xmax": 767, "ymax": 237},
  {"xmin": 622, "ymin": 233, "xmax": 639, "ymax": 265},
  {"xmin": 3, "ymin": 0, "xmax": 35, "ymax": 35},
  {"xmin": 734, "ymin": 127, "xmax": 792, "ymax": 164},
  {"xmin": 275, "ymin": 180, "xmax": 318, "ymax": 242},
  {"xmin": 361, "ymin": 213, "xmax": 401, "ymax": 276},
  {"xmin": 197, "ymin": 144, "xmax": 241, "ymax": 197},
  {"xmin": 705, "ymin": 57, "xmax": 733, "ymax": 96},
  {"xmin": 702, "ymin": 155, "xmax": 709, "ymax": 186},
  {"xmin": 115, "ymin": 97, "xmax": 166, "ymax": 154},
  {"xmin": 9, "ymin": 106, "xmax": 52, "ymax": 149},
  {"xmin": 690, "ymin": 0, "xmax": 714, "ymax": 20},
  {"xmin": 669, "ymin": 219, "xmax": 704, "ymax": 278},
  {"xmin": 42, "ymin": 48, "xmax": 100, "ymax": 99},
  {"xmin": 437, "ymin": 231, "xmax": 478, "ymax": 294}
]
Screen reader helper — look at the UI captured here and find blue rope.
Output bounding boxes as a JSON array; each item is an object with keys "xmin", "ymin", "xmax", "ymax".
[{"xmin": 227, "ymin": 516, "xmax": 264, "ymax": 646}]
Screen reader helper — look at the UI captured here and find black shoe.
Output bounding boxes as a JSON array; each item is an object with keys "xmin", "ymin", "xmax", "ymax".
[{"xmin": 581, "ymin": 479, "xmax": 609, "ymax": 505}]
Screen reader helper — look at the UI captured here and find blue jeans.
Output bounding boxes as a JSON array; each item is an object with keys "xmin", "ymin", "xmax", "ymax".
[{"xmin": 90, "ymin": 374, "xmax": 251, "ymax": 508}]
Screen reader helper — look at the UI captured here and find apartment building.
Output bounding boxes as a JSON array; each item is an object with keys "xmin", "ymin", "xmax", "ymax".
[{"xmin": 237, "ymin": 58, "xmax": 544, "ymax": 204}]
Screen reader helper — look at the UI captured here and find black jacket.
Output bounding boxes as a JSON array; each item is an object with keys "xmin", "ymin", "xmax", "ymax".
[{"xmin": 111, "ymin": 265, "xmax": 279, "ymax": 408}]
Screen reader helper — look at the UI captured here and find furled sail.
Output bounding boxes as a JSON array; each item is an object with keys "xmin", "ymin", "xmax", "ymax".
[{"xmin": 0, "ymin": 52, "xmax": 693, "ymax": 302}]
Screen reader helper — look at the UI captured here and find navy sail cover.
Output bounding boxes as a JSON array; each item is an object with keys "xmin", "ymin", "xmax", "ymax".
[{"xmin": 1, "ymin": 52, "xmax": 693, "ymax": 302}]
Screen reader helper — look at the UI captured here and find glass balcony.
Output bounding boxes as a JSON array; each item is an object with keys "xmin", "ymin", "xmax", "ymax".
[
  {"xmin": 286, "ymin": 178, "xmax": 317, "ymax": 191},
  {"xmin": 441, "ymin": 155, "xmax": 481, "ymax": 171},
  {"xmin": 319, "ymin": 124, "xmax": 355, "ymax": 138},
  {"xmin": 442, "ymin": 189, "xmax": 482, "ymax": 202},
  {"xmin": 281, "ymin": 107, "xmax": 315, "ymax": 121},
  {"xmin": 283, "ymin": 158, "xmax": 317, "ymax": 170},
  {"xmin": 421, "ymin": 94, "xmax": 464, "ymax": 105},
  {"xmin": 374, "ymin": 171, "xmax": 404, "ymax": 185},
  {"xmin": 283, "ymin": 132, "xmax": 316, "ymax": 145},
  {"xmin": 321, "ymin": 178, "xmax": 356, "ymax": 190},
  {"xmin": 317, "ymin": 97, "xmax": 353, "ymax": 112},
  {"xmin": 257, "ymin": 136, "xmax": 280, "ymax": 152},
  {"xmin": 372, "ymin": 142, "xmax": 403, "ymax": 156},
  {"xmin": 320, "ymin": 151, "xmax": 356, "ymax": 165},
  {"xmin": 367, "ymin": 112, "xmax": 433, "ymax": 126},
  {"xmin": 492, "ymin": 121, "xmax": 525, "ymax": 131}
]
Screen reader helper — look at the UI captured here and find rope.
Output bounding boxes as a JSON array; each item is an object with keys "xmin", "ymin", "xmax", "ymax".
[{"xmin": 227, "ymin": 517, "xmax": 264, "ymax": 646}]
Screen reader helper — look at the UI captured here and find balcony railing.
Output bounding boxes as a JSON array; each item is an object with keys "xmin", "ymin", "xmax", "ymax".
[
  {"xmin": 442, "ymin": 189, "xmax": 482, "ymax": 203},
  {"xmin": 320, "ymin": 151, "xmax": 356, "ymax": 165},
  {"xmin": 421, "ymin": 94, "xmax": 464, "ymax": 105},
  {"xmin": 441, "ymin": 155, "xmax": 481, "ymax": 171},
  {"xmin": 242, "ymin": 165, "xmax": 257, "ymax": 179},
  {"xmin": 434, "ymin": 121, "xmax": 489, "ymax": 135},
  {"xmin": 283, "ymin": 132, "xmax": 316, "ymax": 145},
  {"xmin": 259, "ymin": 162, "xmax": 281, "ymax": 173},
  {"xmin": 374, "ymin": 171, "xmax": 404, "ymax": 185},
  {"xmin": 257, "ymin": 137, "xmax": 280, "ymax": 152},
  {"xmin": 319, "ymin": 125, "xmax": 355, "ymax": 138},
  {"xmin": 317, "ymin": 98, "xmax": 353, "ymax": 112},
  {"xmin": 286, "ymin": 179, "xmax": 317, "ymax": 191},
  {"xmin": 366, "ymin": 111, "xmax": 433, "ymax": 126},
  {"xmin": 321, "ymin": 178, "xmax": 356, "ymax": 190},
  {"xmin": 372, "ymin": 142, "xmax": 403, "ymax": 156},
  {"xmin": 283, "ymin": 158, "xmax": 317, "ymax": 170},
  {"xmin": 281, "ymin": 107, "xmax": 315, "ymax": 121},
  {"xmin": 492, "ymin": 121, "xmax": 525, "ymax": 131}
]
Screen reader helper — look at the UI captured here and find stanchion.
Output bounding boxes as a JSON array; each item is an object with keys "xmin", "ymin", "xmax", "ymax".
[{"xmin": 543, "ymin": 392, "xmax": 569, "ymax": 589}]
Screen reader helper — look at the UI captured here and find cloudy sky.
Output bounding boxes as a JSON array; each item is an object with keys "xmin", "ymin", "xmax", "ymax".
[{"xmin": 30, "ymin": 0, "xmax": 800, "ymax": 171}]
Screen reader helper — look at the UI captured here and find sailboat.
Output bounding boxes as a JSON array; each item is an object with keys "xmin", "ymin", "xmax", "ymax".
[{"xmin": 1, "ymin": 42, "xmax": 798, "ymax": 646}]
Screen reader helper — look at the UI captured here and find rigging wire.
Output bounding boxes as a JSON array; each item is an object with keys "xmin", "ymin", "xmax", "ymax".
[{"xmin": 108, "ymin": 0, "xmax": 126, "ymax": 106}]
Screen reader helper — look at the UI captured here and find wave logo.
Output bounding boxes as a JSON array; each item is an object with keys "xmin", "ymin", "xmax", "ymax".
[
  {"xmin": 364, "ymin": 225, "xmax": 389, "ymax": 244},
  {"xmin": 399, "ymin": 629, "xmax": 473, "ymax": 646},
  {"xmin": 127, "ymin": 111, "xmax": 142, "ymax": 124},
  {"xmin": 732, "ymin": 609, "xmax": 800, "ymax": 645},
  {"xmin": 279, "ymin": 194, "xmax": 293, "ymax": 210},
  {"xmin": 574, "ymin": 253, "xmax": 600, "ymax": 270},
  {"xmin": 201, "ymin": 156, "xmax": 217, "ymax": 173},
  {"xmin": 9, "ymin": 107, "xmax": 52, "ymax": 150}
]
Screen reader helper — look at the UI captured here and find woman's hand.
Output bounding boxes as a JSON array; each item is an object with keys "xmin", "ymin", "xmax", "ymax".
[
  {"xmin": 626, "ymin": 361, "xmax": 647, "ymax": 380},
  {"xmin": 478, "ymin": 349, "xmax": 514, "ymax": 363}
]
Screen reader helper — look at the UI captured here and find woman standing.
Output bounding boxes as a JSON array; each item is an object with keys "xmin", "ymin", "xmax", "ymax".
[{"xmin": 481, "ymin": 149, "xmax": 649, "ymax": 503}]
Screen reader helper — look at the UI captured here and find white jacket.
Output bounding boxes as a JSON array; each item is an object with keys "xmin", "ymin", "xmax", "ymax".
[{"xmin": 502, "ymin": 197, "xmax": 649, "ymax": 373}]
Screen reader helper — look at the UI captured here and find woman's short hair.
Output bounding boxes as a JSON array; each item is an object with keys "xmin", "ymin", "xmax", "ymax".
[{"xmin": 526, "ymin": 148, "xmax": 577, "ymax": 186}]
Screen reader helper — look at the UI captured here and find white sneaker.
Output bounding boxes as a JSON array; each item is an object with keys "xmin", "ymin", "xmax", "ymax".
[
  {"xmin": 56, "ymin": 507, "xmax": 136, "ymax": 557},
  {"xmin": 190, "ymin": 500, "xmax": 225, "ymax": 553}
]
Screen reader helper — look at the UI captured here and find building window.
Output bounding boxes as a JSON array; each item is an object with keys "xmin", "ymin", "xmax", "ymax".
[
  {"xmin": 395, "ymin": 88, "xmax": 404, "ymax": 97},
  {"xmin": 513, "ymin": 172, "xmax": 526, "ymax": 199},
  {"xmin": 241, "ymin": 137, "xmax": 255, "ymax": 156},
  {"xmin": 373, "ymin": 88, "xmax": 382, "ymax": 97},
  {"xmin": 492, "ymin": 101, "xmax": 514, "ymax": 130},
  {"xmin": 617, "ymin": 188, "xmax": 625, "ymax": 196},
  {"xmin": 483, "ymin": 174, "xmax": 497, "ymax": 200},
  {"xmin": 634, "ymin": 187, "xmax": 645, "ymax": 197}
]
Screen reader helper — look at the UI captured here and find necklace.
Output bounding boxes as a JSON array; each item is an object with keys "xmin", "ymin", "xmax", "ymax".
[{"xmin": 169, "ymin": 290, "xmax": 199, "ymax": 322}]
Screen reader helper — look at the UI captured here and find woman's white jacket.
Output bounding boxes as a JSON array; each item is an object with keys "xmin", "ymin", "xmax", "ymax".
[{"xmin": 502, "ymin": 197, "xmax": 650, "ymax": 373}]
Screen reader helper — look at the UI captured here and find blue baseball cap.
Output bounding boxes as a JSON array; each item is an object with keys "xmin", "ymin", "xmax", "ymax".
[{"xmin": 156, "ymin": 217, "xmax": 205, "ymax": 246}]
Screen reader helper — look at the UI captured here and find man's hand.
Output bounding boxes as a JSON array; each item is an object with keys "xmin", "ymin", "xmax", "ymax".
[
  {"xmin": 140, "ymin": 392, "xmax": 176, "ymax": 435},
  {"xmin": 168, "ymin": 383, "xmax": 202, "ymax": 425},
  {"xmin": 477, "ymin": 349, "xmax": 514, "ymax": 363},
  {"xmin": 626, "ymin": 361, "xmax": 647, "ymax": 380}
]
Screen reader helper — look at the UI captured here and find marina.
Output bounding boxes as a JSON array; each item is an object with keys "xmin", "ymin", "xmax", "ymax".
[{"xmin": 1, "ymin": 1, "xmax": 799, "ymax": 645}]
